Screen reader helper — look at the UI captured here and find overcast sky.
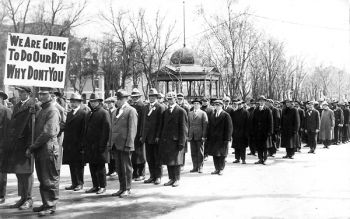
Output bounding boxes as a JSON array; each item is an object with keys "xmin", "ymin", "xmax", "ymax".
[{"xmin": 73, "ymin": 0, "xmax": 349, "ymax": 71}]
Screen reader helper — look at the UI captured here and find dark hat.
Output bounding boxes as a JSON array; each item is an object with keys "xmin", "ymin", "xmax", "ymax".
[
  {"xmin": 257, "ymin": 95, "xmax": 267, "ymax": 101},
  {"xmin": 148, "ymin": 88, "xmax": 158, "ymax": 96},
  {"xmin": 131, "ymin": 88, "xmax": 142, "ymax": 97},
  {"xmin": 213, "ymin": 99, "xmax": 224, "ymax": 105},
  {"xmin": 16, "ymin": 86, "xmax": 32, "ymax": 93},
  {"xmin": 232, "ymin": 99, "xmax": 243, "ymax": 104},
  {"xmin": 267, "ymin": 99, "xmax": 274, "ymax": 104},
  {"xmin": 89, "ymin": 93, "xmax": 103, "ymax": 101},
  {"xmin": 249, "ymin": 99, "xmax": 256, "ymax": 104},
  {"xmin": 0, "ymin": 90, "xmax": 8, "ymax": 100},
  {"xmin": 282, "ymin": 99, "xmax": 292, "ymax": 104},
  {"xmin": 166, "ymin": 91, "xmax": 177, "ymax": 99},
  {"xmin": 53, "ymin": 89, "xmax": 63, "ymax": 97},
  {"xmin": 201, "ymin": 97, "xmax": 210, "ymax": 102},
  {"xmin": 177, "ymin": 93, "xmax": 184, "ymax": 98},
  {"xmin": 158, "ymin": 93, "xmax": 164, "ymax": 98},
  {"xmin": 38, "ymin": 87, "xmax": 52, "ymax": 94},
  {"xmin": 105, "ymin": 96, "xmax": 116, "ymax": 103},
  {"xmin": 191, "ymin": 98, "xmax": 202, "ymax": 104},
  {"xmin": 223, "ymin": 96, "xmax": 231, "ymax": 102},
  {"xmin": 68, "ymin": 93, "xmax": 83, "ymax": 101},
  {"xmin": 116, "ymin": 89, "xmax": 130, "ymax": 99}
]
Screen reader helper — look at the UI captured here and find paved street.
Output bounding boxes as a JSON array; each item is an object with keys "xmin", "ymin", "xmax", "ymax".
[{"xmin": 1, "ymin": 143, "xmax": 350, "ymax": 219}]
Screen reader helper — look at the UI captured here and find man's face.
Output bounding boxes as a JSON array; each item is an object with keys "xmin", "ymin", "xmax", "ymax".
[
  {"xmin": 202, "ymin": 100, "xmax": 208, "ymax": 106},
  {"xmin": 167, "ymin": 97, "xmax": 176, "ymax": 105},
  {"xmin": 39, "ymin": 93, "xmax": 51, "ymax": 103},
  {"xmin": 214, "ymin": 103, "xmax": 222, "ymax": 111},
  {"xmin": 106, "ymin": 102, "xmax": 115, "ymax": 109},
  {"xmin": 90, "ymin": 100, "xmax": 100, "ymax": 109},
  {"xmin": 177, "ymin": 97, "xmax": 184, "ymax": 104},
  {"xmin": 70, "ymin": 100, "xmax": 81, "ymax": 109},
  {"xmin": 131, "ymin": 96, "xmax": 139, "ymax": 103},
  {"xmin": 149, "ymin": 96, "xmax": 157, "ymax": 103},
  {"xmin": 286, "ymin": 102, "xmax": 292, "ymax": 108},
  {"xmin": 116, "ymin": 97, "xmax": 127, "ymax": 108},
  {"xmin": 322, "ymin": 104, "xmax": 328, "ymax": 109},
  {"xmin": 158, "ymin": 97, "xmax": 164, "ymax": 103},
  {"xmin": 258, "ymin": 100, "xmax": 265, "ymax": 107},
  {"xmin": 193, "ymin": 102, "xmax": 201, "ymax": 110},
  {"xmin": 232, "ymin": 103, "xmax": 238, "ymax": 110},
  {"xmin": 224, "ymin": 100, "xmax": 229, "ymax": 106},
  {"xmin": 19, "ymin": 90, "xmax": 29, "ymax": 101},
  {"xmin": 306, "ymin": 103, "xmax": 313, "ymax": 110},
  {"xmin": 237, "ymin": 103, "xmax": 243, "ymax": 109}
]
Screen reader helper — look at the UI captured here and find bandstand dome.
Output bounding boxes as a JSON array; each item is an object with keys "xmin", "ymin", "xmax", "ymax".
[{"xmin": 170, "ymin": 47, "xmax": 198, "ymax": 65}]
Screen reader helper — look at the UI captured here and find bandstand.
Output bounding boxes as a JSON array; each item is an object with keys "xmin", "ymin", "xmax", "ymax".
[{"xmin": 155, "ymin": 47, "xmax": 221, "ymax": 99}]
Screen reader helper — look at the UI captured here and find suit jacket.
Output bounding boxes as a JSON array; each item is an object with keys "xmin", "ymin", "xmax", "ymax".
[
  {"xmin": 231, "ymin": 107, "xmax": 249, "ymax": 148},
  {"xmin": 207, "ymin": 110, "xmax": 233, "ymax": 156},
  {"xmin": 111, "ymin": 103, "xmax": 138, "ymax": 151},
  {"xmin": 159, "ymin": 105, "xmax": 188, "ymax": 165},
  {"xmin": 141, "ymin": 102, "xmax": 165, "ymax": 144},
  {"xmin": 305, "ymin": 109, "xmax": 320, "ymax": 132},
  {"xmin": 280, "ymin": 107, "xmax": 300, "ymax": 148},
  {"xmin": 252, "ymin": 106, "xmax": 273, "ymax": 149},
  {"xmin": 188, "ymin": 109, "xmax": 208, "ymax": 141},
  {"xmin": 62, "ymin": 107, "xmax": 87, "ymax": 165}
]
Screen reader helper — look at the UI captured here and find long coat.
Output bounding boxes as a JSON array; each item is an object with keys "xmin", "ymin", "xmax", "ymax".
[
  {"xmin": 141, "ymin": 102, "xmax": 165, "ymax": 144},
  {"xmin": 334, "ymin": 108, "xmax": 344, "ymax": 126},
  {"xmin": 305, "ymin": 109, "xmax": 320, "ymax": 132},
  {"xmin": 188, "ymin": 109, "xmax": 208, "ymax": 141},
  {"xmin": 252, "ymin": 106, "xmax": 273, "ymax": 149},
  {"xmin": 110, "ymin": 104, "xmax": 138, "ymax": 151},
  {"xmin": 280, "ymin": 107, "xmax": 300, "ymax": 148},
  {"xmin": 0, "ymin": 105, "xmax": 12, "ymax": 171},
  {"xmin": 159, "ymin": 105, "xmax": 188, "ymax": 166},
  {"xmin": 319, "ymin": 108, "xmax": 335, "ymax": 140},
  {"xmin": 84, "ymin": 105, "xmax": 111, "ymax": 164},
  {"xmin": 231, "ymin": 107, "xmax": 249, "ymax": 148},
  {"xmin": 3, "ymin": 99, "xmax": 36, "ymax": 174},
  {"xmin": 131, "ymin": 100, "xmax": 145, "ymax": 164},
  {"xmin": 62, "ymin": 107, "xmax": 87, "ymax": 165},
  {"xmin": 201, "ymin": 105, "xmax": 214, "ymax": 118},
  {"xmin": 55, "ymin": 101, "xmax": 66, "ymax": 170},
  {"xmin": 207, "ymin": 110, "xmax": 233, "ymax": 156}
]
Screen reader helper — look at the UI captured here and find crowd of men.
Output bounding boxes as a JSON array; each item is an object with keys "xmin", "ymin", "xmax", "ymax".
[{"xmin": 0, "ymin": 86, "xmax": 347, "ymax": 216}]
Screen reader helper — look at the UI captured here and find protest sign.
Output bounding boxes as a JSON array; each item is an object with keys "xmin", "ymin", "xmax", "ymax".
[{"xmin": 4, "ymin": 33, "xmax": 68, "ymax": 88}]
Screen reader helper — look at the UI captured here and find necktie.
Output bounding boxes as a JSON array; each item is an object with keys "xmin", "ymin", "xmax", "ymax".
[{"xmin": 18, "ymin": 101, "xmax": 23, "ymax": 108}]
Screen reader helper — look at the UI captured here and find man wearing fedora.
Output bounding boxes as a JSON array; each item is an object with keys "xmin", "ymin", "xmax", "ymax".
[
  {"xmin": 333, "ymin": 102, "xmax": 344, "ymax": 145},
  {"xmin": 84, "ymin": 93, "xmax": 111, "ymax": 195},
  {"xmin": 110, "ymin": 90, "xmax": 138, "ymax": 198},
  {"xmin": 141, "ymin": 88, "xmax": 165, "ymax": 185},
  {"xmin": 105, "ymin": 97, "xmax": 117, "ymax": 177},
  {"xmin": 26, "ymin": 87, "xmax": 61, "ymax": 216},
  {"xmin": 231, "ymin": 99, "xmax": 249, "ymax": 164},
  {"xmin": 2, "ymin": 86, "xmax": 36, "ymax": 210},
  {"xmin": 207, "ymin": 99, "xmax": 233, "ymax": 175},
  {"xmin": 319, "ymin": 102, "xmax": 335, "ymax": 149},
  {"xmin": 62, "ymin": 93, "xmax": 87, "ymax": 191},
  {"xmin": 304, "ymin": 101, "xmax": 320, "ymax": 153},
  {"xmin": 130, "ymin": 88, "xmax": 146, "ymax": 181},
  {"xmin": 0, "ymin": 90, "xmax": 12, "ymax": 204},
  {"xmin": 341, "ymin": 103, "xmax": 350, "ymax": 143},
  {"xmin": 252, "ymin": 95, "xmax": 273, "ymax": 165},
  {"xmin": 188, "ymin": 98, "xmax": 208, "ymax": 173},
  {"xmin": 159, "ymin": 92, "xmax": 188, "ymax": 187}
]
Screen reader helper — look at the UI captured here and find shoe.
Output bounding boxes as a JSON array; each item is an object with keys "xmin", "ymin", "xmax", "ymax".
[
  {"xmin": 19, "ymin": 199, "xmax": 33, "ymax": 210},
  {"xmin": 112, "ymin": 190, "xmax": 124, "ymax": 197},
  {"xmin": 38, "ymin": 208, "xmax": 55, "ymax": 217},
  {"xmin": 65, "ymin": 185, "xmax": 75, "ymax": 190},
  {"xmin": 242, "ymin": 160, "xmax": 246, "ymax": 164},
  {"xmin": 74, "ymin": 185, "xmax": 83, "ymax": 191},
  {"xmin": 282, "ymin": 155, "xmax": 289, "ymax": 159},
  {"xmin": 164, "ymin": 180, "xmax": 175, "ymax": 186},
  {"xmin": 231, "ymin": 152, "xmax": 235, "ymax": 154},
  {"xmin": 85, "ymin": 187, "xmax": 99, "ymax": 193},
  {"xmin": 247, "ymin": 153, "xmax": 253, "ymax": 155},
  {"xmin": 288, "ymin": 156, "xmax": 294, "ymax": 159},
  {"xmin": 144, "ymin": 178, "xmax": 155, "ymax": 184},
  {"xmin": 218, "ymin": 171, "xmax": 223, "ymax": 175},
  {"xmin": 96, "ymin": 188, "xmax": 106, "ymax": 194},
  {"xmin": 308, "ymin": 150, "xmax": 313, "ymax": 153},
  {"xmin": 154, "ymin": 178, "xmax": 161, "ymax": 185},
  {"xmin": 0, "ymin": 197, "xmax": 5, "ymax": 204},
  {"xmin": 268, "ymin": 154, "xmax": 275, "ymax": 157},
  {"xmin": 254, "ymin": 160, "xmax": 263, "ymax": 164},
  {"xmin": 190, "ymin": 169, "xmax": 198, "ymax": 173},
  {"xmin": 172, "ymin": 180, "xmax": 179, "ymax": 187},
  {"xmin": 232, "ymin": 160, "xmax": 240, "ymax": 163},
  {"xmin": 198, "ymin": 169, "xmax": 203, "ymax": 173},
  {"xmin": 33, "ymin": 205, "xmax": 46, "ymax": 212},
  {"xmin": 134, "ymin": 176, "xmax": 145, "ymax": 181},
  {"xmin": 10, "ymin": 198, "xmax": 25, "ymax": 208},
  {"xmin": 119, "ymin": 190, "xmax": 130, "ymax": 198},
  {"xmin": 211, "ymin": 170, "xmax": 219, "ymax": 175}
]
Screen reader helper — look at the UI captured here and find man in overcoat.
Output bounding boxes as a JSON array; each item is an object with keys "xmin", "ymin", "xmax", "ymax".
[
  {"xmin": 130, "ymin": 88, "xmax": 146, "ymax": 181},
  {"xmin": 341, "ymin": 103, "xmax": 350, "ymax": 143},
  {"xmin": 200, "ymin": 97, "xmax": 213, "ymax": 160},
  {"xmin": 62, "ymin": 93, "xmax": 87, "ymax": 191},
  {"xmin": 207, "ymin": 99, "xmax": 233, "ymax": 175},
  {"xmin": 105, "ymin": 97, "xmax": 117, "ymax": 176},
  {"xmin": 3, "ymin": 86, "xmax": 35, "ymax": 210},
  {"xmin": 231, "ymin": 99, "xmax": 249, "ymax": 164},
  {"xmin": 177, "ymin": 93, "xmax": 190, "ymax": 169},
  {"xmin": 281, "ymin": 100, "xmax": 300, "ymax": 159},
  {"xmin": 188, "ymin": 98, "xmax": 208, "ymax": 173},
  {"xmin": 141, "ymin": 88, "xmax": 165, "ymax": 185},
  {"xmin": 319, "ymin": 102, "xmax": 335, "ymax": 149},
  {"xmin": 304, "ymin": 101, "xmax": 320, "ymax": 153},
  {"xmin": 110, "ymin": 90, "xmax": 138, "ymax": 198},
  {"xmin": 0, "ymin": 91, "xmax": 11, "ymax": 204},
  {"xmin": 27, "ymin": 87, "xmax": 60, "ymax": 216},
  {"xmin": 333, "ymin": 102, "xmax": 344, "ymax": 145},
  {"xmin": 247, "ymin": 99, "xmax": 256, "ymax": 156},
  {"xmin": 84, "ymin": 93, "xmax": 111, "ymax": 194},
  {"xmin": 159, "ymin": 92, "xmax": 188, "ymax": 187},
  {"xmin": 252, "ymin": 96, "xmax": 273, "ymax": 165}
]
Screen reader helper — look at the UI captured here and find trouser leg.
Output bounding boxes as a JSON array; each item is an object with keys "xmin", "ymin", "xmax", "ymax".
[
  {"xmin": 167, "ymin": 166, "xmax": 174, "ymax": 180},
  {"xmin": 76, "ymin": 164, "xmax": 84, "ymax": 186},
  {"xmin": 218, "ymin": 156, "xmax": 226, "ymax": 170},
  {"xmin": 96, "ymin": 163, "xmax": 106, "ymax": 188},
  {"xmin": 69, "ymin": 165, "xmax": 77, "ymax": 187},
  {"xmin": 89, "ymin": 163, "xmax": 98, "ymax": 188},
  {"xmin": 173, "ymin": 165, "xmax": 180, "ymax": 181},
  {"xmin": 190, "ymin": 141, "xmax": 200, "ymax": 170},
  {"xmin": 308, "ymin": 132, "xmax": 317, "ymax": 151},
  {"xmin": 145, "ymin": 143, "xmax": 155, "ymax": 179},
  {"xmin": 198, "ymin": 141, "xmax": 204, "ymax": 170},
  {"xmin": 213, "ymin": 156, "xmax": 219, "ymax": 170},
  {"xmin": 137, "ymin": 163, "xmax": 145, "ymax": 177},
  {"xmin": 116, "ymin": 150, "xmax": 132, "ymax": 191},
  {"xmin": 16, "ymin": 173, "xmax": 33, "ymax": 200},
  {"xmin": 241, "ymin": 148, "xmax": 246, "ymax": 161},
  {"xmin": 235, "ymin": 148, "xmax": 240, "ymax": 160},
  {"xmin": 108, "ymin": 158, "xmax": 116, "ymax": 174},
  {"xmin": 0, "ymin": 172, "xmax": 7, "ymax": 198}
]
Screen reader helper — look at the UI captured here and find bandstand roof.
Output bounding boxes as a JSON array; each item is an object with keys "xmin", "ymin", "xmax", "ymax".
[{"xmin": 155, "ymin": 65, "xmax": 221, "ymax": 81}]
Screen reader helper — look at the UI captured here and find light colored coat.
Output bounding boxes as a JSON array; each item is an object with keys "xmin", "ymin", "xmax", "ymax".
[
  {"xmin": 319, "ymin": 108, "xmax": 335, "ymax": 140},
  {"xmin": 111, "ymin": 103, "xmax": 138, "ymax": 151},
  {"xmin": 188, "ymin": 109, "xmax": 208, "ymax": 141}
]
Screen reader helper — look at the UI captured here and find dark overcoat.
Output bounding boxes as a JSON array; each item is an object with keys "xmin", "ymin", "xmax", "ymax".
[
  {"xmin": 280, "ymin": 107, "xmax": 300, "ymax": 148},
  {"xmin": 0, "ymin": 105, "xmax": 12, "ymax": 171},
  {"xmin": 141, "ymin": 102, "xmax": 165, "ymax": 144},
  {"xmin": 131, "ymin": 100, "xmax": 146, "ymax": 164},
  {"xmin": 84, "ymin": 105, "xmax": 111, "ymax": 164},
  {"xmin": 3, "ymin": 99, "xmax": 36, "ymax": 174},
  {"xmin": 207, "ymin": 110, "xmax": 233, "ymax": 156},
  {"xmin": 334, "ymin": 108, "xmax": 344, "ymax": 126},
  {"xmin": 201, "ymin": 105, "xmax": 214, "ymax": 118},
  {"xmin": 231, "ymin": 107, "xmax": 248, "ymax": 148},
  {"xmin": 62, "ymin": 108, "xmax": 87, "ymax": 165},
  {"xmin": 159, "ymin": 105, "xmax": 188, "ymax": 166},
  {"xmin": 252, "ymin": 106, "xmax": 273, "ymax": 149},
  {"xmin": 305, "ymin": 109, "xmax": 320, "ymax": 132},
  {"xmin": 272, "ymin": 106, "xmax": 281, "ymax": 134}
]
